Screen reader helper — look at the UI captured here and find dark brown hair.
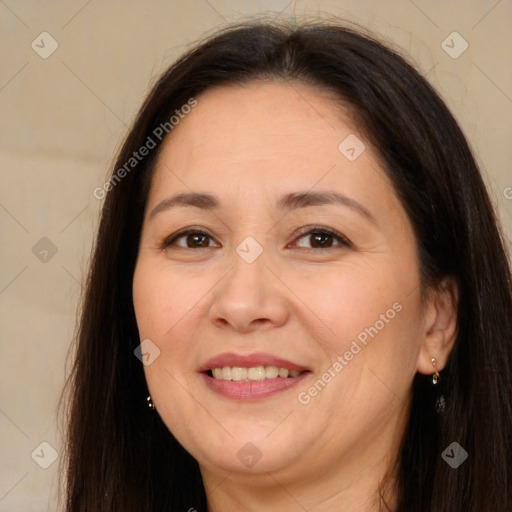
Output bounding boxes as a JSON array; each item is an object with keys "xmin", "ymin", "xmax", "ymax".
[{"xmin": 58, "ymin": 19, "xmax": 512, "ymax": 511}]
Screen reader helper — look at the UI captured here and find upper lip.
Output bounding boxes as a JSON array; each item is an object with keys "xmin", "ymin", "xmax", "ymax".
[{"xmin": 199, "ymin": 352, "xmax": 310, "ymax": 372}]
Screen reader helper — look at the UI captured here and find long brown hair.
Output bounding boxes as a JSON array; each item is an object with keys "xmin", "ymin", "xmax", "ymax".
[{"xmin": 58, "ymin": 19, "xmax": 512, "ymax": 511}]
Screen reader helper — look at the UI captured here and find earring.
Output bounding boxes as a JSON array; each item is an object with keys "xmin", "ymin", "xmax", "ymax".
[
  {"xmin": 147, "ymin": 395, "xmax": 155, "ymax": 409},
  {"xmin": 431, "ymin": 357, "xmax": 440, "ymax": 385}
]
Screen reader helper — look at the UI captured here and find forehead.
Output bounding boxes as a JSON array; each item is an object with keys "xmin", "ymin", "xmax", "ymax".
[{"xmin": 150, "ymin": 80, "xmax": 379, "ymax": 188}]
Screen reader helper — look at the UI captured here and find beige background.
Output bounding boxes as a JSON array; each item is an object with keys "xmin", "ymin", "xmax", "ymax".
[{"xmin": 0, "ymin": 0, "xmax": 511, "ymax": 510}]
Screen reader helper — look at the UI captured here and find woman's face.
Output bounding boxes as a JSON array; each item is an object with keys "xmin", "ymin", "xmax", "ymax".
[{"xmin": 133, "ymin": 80, "xmax": 427, "ymax": 484}]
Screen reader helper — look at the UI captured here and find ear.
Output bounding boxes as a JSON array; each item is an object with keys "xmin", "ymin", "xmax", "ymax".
[{"xmin": 416, "ymin": 276, "xmax": 459, "ymax": 375}]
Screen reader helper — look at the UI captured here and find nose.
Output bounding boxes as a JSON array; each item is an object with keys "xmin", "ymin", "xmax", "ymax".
[{"xmin": 208, "ymin": 243, "xmax": 289, "ymax": 333}]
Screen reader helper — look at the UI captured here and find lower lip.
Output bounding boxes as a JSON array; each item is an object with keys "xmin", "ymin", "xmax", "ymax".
[{"xmin": 201, "ymin": 372, "xmax": 311, "ymax": 400}]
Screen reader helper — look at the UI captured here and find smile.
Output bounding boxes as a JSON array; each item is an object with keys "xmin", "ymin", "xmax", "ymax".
[{"xmin": 199, "ymin": 352, "xmax": 312, "ymax": 400}]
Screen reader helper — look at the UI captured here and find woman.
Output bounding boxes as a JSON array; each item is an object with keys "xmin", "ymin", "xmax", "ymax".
[{"xmin": 58, "ymin": 19, "xmax": 512, "ymax": 511}]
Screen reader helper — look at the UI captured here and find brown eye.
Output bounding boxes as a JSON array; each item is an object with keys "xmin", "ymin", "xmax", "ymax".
[
  {"xmin": 307, "ymin": 232, "xmax": 335, "ymax": 248},
  {"xmin": 293, "ymin": 228, "xmax": 351, "ymax": 250},
  {"xmin": 181, "ymin": 233, "xmax": 211, "ymax": 248},
  {"xmin": 163, "ymin": 229, "xmax": 218, "ymax": 249}
]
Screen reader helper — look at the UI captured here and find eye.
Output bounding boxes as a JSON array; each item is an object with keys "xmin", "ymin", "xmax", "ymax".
[
  {"xmin": 162, "ymin": 228, "xmax": 219, "ymax": 250},
  {"xmin": 161, "ymin": 226, "xmax": 351, "ymax": 251},
  {"xmin": 290, "ymin": 227, "xmax": 351, "ymax": 250}
]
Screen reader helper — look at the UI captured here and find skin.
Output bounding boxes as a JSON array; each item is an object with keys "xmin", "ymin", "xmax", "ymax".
[{"xmin": 132, "ymin": 80, "xmax": 458, "ymax": 511}]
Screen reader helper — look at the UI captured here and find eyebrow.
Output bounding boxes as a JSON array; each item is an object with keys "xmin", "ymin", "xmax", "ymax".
[{"xmin": 148, "ymin": 190, "xmax": 376, "ymax": 224}]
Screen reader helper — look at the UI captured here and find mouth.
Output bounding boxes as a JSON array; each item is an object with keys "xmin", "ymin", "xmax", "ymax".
[{"xmin": 199, "ymin": 352, "xmax": 312, "ymax": 400}]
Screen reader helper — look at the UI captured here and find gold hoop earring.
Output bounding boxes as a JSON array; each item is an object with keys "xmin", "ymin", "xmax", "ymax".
[
  {"xmin": 431, "ymin": 357, "xmax": 440, "ymax": 385},
  {"xmin": 147, "ymin": 395, "xmax": 155, "ymax": 409}
]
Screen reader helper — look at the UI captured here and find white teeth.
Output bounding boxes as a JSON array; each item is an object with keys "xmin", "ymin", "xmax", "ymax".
[
  {"xmin": 247, "ymin": 366, "xmax": 266, "ymax": 380},
  {"xmin": 265, "ymin": 366, "xmax": 279, "ymax": 379},
  {"xmin": 209, "ymin": 365, "xmax": 304, "ymax": 381},
  {"xmin": 278, "ymin": 368, "xmax": 289, "ymax": 378},
  {"xmin": 222, "ymin": 366, "xmax": 232, "ymax": 380},
  {"xmin": 231, "ymin": 367, "xmax": 247, "ymax": 381}
]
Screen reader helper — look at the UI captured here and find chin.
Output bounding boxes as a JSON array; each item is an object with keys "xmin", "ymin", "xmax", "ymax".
[{"xmin": 188, "ymin": 433, "xmax": 304, "ymax": 475}]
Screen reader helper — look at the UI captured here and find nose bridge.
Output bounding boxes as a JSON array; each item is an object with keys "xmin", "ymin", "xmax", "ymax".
[
  {"xmin": 208, "ymin": 232, "xmax": 287, "ymax": 331},
  {"xmin": 225, "ymin": 233, "xmax": 268, "ymax": 299}
]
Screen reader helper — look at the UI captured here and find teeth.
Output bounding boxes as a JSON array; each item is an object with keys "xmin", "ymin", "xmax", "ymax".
[
  {"xmin": 247, "ymin": 366, "xmax": 266, "ymax": 380},
  {"xmin": 265, "ymin": 366, "xmax": 279, "ymax": 379},
  {"xmin": 232, "ymin": 367, "xmax": 247, "ymax": 381},
  {"xmin": 278, "ymin": 368, "xmax": 289, "ymax": 378},
  {"xmin": 209, "ymin": 365, "xmax": 304, "ymax": 381},
  {"xmin": 212, "ymin": 368, "xmax": 223, "ymax": 379}
]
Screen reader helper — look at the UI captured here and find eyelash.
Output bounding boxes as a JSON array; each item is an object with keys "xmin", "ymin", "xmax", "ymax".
[{"xmin": 161, "ymin": 226, "xmax": 352, "ymax": 251}]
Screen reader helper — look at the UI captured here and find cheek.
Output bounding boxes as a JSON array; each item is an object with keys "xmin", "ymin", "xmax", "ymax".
[
  {"xmin": 132, "ymin": 259, "xmax": 223, "ymax": 383},
  {"xmin": 133, "ymin": 261, "xmax": 200, "ymax": 337},
  {"xmin": 291, "ymin": 262, "xmax": 412, "ymax": 354},
  {"xmin": 297, "ymin": 261, "xmax": 423, "ymax": 405},
  {"xmin": 132, "ymin": 261, "xmax": 209, "ymax": 421}
]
